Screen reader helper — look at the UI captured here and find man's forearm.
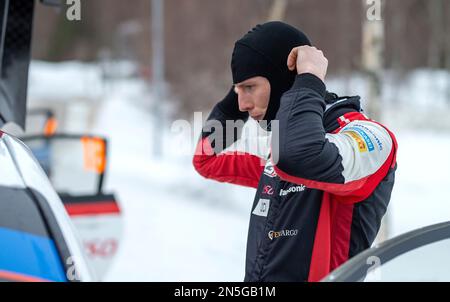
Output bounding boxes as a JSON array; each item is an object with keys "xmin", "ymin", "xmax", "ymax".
[{"xmin": 273, "ymin": 73, "xmax": 344, "ymax": 182}]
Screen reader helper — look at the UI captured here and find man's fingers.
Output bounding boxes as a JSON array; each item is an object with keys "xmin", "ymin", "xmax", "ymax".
[
  {"xmin": 287, "ymin": 46, "xmax": 310, "ymax": 70},
  {"xmin": 287, "ymin": 47, "xmax": 298, "ymax": 71}
]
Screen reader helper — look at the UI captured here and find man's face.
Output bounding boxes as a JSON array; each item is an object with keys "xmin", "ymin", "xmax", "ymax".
[{"xmin": 234, "ymin": 76, "xmax": 270, "ymax": 121}]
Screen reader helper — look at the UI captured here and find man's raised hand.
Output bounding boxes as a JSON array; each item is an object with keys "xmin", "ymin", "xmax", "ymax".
[{"xmin": 287, "ymin": 45, "xmax": 328, "ymax": 82}]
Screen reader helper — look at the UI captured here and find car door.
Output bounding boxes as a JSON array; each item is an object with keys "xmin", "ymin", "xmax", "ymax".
[{"xmin": 322, "ymin": 221, "xmax": 450, "ymax": 282}]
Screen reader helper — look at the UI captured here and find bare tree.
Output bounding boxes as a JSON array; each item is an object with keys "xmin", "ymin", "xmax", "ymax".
[
  {"xmin": 267, "ymin": 0, "xmax": 289, "ymax": 21},
  {"xmin": 427, "ymin": 0, "xmax": 445, "ymax": 69},
  {"xmin": 445, "ymin": 0, "xmax": 450, "ymax": 104},
  {"xmin": 361, "ymin": 0, "xmax": 384, "ymax": 121},
  {"xmin": 362, "ymin": 0, "xmax": 387, "ymax": 242}
]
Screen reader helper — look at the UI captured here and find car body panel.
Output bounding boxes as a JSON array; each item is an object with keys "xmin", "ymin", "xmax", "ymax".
[{"xmin": 323, "ymin": 221, "xmax": 450, "ymax": 282}]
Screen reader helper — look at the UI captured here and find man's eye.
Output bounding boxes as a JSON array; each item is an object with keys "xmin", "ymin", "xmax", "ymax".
[{"xmin": 244, "ymin": 85, "xmax": 253, "ymax": 91}]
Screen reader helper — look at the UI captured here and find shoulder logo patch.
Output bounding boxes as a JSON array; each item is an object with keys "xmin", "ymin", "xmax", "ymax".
[
  {"xmin": 343, "ymin": 126, "xmax": 375, "ymax": 153},
  {"xmin": 263, "ymin": 160, "xmax": 277, "ymax": 178}
]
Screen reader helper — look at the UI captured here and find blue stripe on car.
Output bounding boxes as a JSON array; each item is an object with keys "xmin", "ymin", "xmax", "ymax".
[{"xmin": 0, "ymin": 226, "xmax": 67, "ymax": 282}]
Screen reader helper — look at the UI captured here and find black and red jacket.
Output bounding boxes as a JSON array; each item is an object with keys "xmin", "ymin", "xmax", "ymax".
[{"xmin": 193, "ymin": 73, "xmax": 398, "ymax": 282}]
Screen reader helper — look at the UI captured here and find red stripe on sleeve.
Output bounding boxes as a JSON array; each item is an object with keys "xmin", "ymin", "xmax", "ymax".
[{"xmin": 193, "ymin": 137, "xmax": 264, "ymax": 188}]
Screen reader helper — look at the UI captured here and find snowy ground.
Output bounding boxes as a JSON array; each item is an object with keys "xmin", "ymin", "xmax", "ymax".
[{"xmin": 26, "ymin": 61, "xmax": 450, "ymax": 281}]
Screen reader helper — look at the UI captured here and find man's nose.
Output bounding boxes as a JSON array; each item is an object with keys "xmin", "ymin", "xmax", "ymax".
[{"xmin": 238, "ymin": 94, "xmax": 254, "ymax": 112}]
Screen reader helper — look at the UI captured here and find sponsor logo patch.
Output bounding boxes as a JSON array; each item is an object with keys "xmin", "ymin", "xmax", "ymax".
[
  {"xmin": 343, "ymin": 126, "xmax": 374, "ymax": 153},
  {"xmin": 252, "ymin": 198, "xmax": 270, "ymax": 217},
  {"xmin": 344, "ymin": 131, "xmax": 368, "ymax": 152},
  {"xmin": 268, "ymin": 229, "xmax": 298, "ymax": 240},
  {"xmin": 263, "ymin": 160, "xmax": 277, "ymax": 178},
  {"xmin": 354, "ymin": 123, "xmax": 384, "ymax": 151},
  {"xmin": 262, "ymin": 185, "xmax": 274, "ymax": 195},
  {"xmin": 279, "ymin": 185, "xmax": 306, "ymax": 196}
]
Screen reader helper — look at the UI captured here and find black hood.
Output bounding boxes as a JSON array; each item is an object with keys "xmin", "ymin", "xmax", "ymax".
[{"xmin": 231, "ymin": 21, "xmax": 311, "ymax": 130}]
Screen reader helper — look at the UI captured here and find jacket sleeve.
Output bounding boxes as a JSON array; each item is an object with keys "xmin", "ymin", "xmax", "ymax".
[
  {"xmin": 193, "ymin": 90, "xmax": 269, "ymax": 188},
  {"xmin": 272, "ymin": 73, "xmax": 396, "ymax": 202}
]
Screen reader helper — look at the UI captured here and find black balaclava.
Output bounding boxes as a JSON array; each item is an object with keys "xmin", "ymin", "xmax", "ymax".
[{"xmin": 231, "ymin": 21, "xmax": 311, "ymax": 129}]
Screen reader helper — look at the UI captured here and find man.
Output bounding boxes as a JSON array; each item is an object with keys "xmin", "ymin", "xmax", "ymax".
[{"xmin": 193, "ymin": 21, "xmax": 397, "ymax": 282}]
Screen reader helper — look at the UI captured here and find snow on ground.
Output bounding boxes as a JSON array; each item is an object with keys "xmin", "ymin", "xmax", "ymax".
[{"xmin": 27, "ymin": 61, "xmax": 450, "ymax": 281}]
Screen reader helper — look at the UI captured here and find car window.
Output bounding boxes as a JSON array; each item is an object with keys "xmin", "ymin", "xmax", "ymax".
[
  {"xmin": 323, "ymin": 221, "xmax": 450, "ymax": 282},
  {"xmin": 363, "ymin": 238, "xmax": 450, "ymax": 282}
]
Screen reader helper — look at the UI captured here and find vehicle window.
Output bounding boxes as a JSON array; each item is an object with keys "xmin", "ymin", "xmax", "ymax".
[{"xmin": 364, "ymin": 238, "xmax": 450, "ymax": 282}]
